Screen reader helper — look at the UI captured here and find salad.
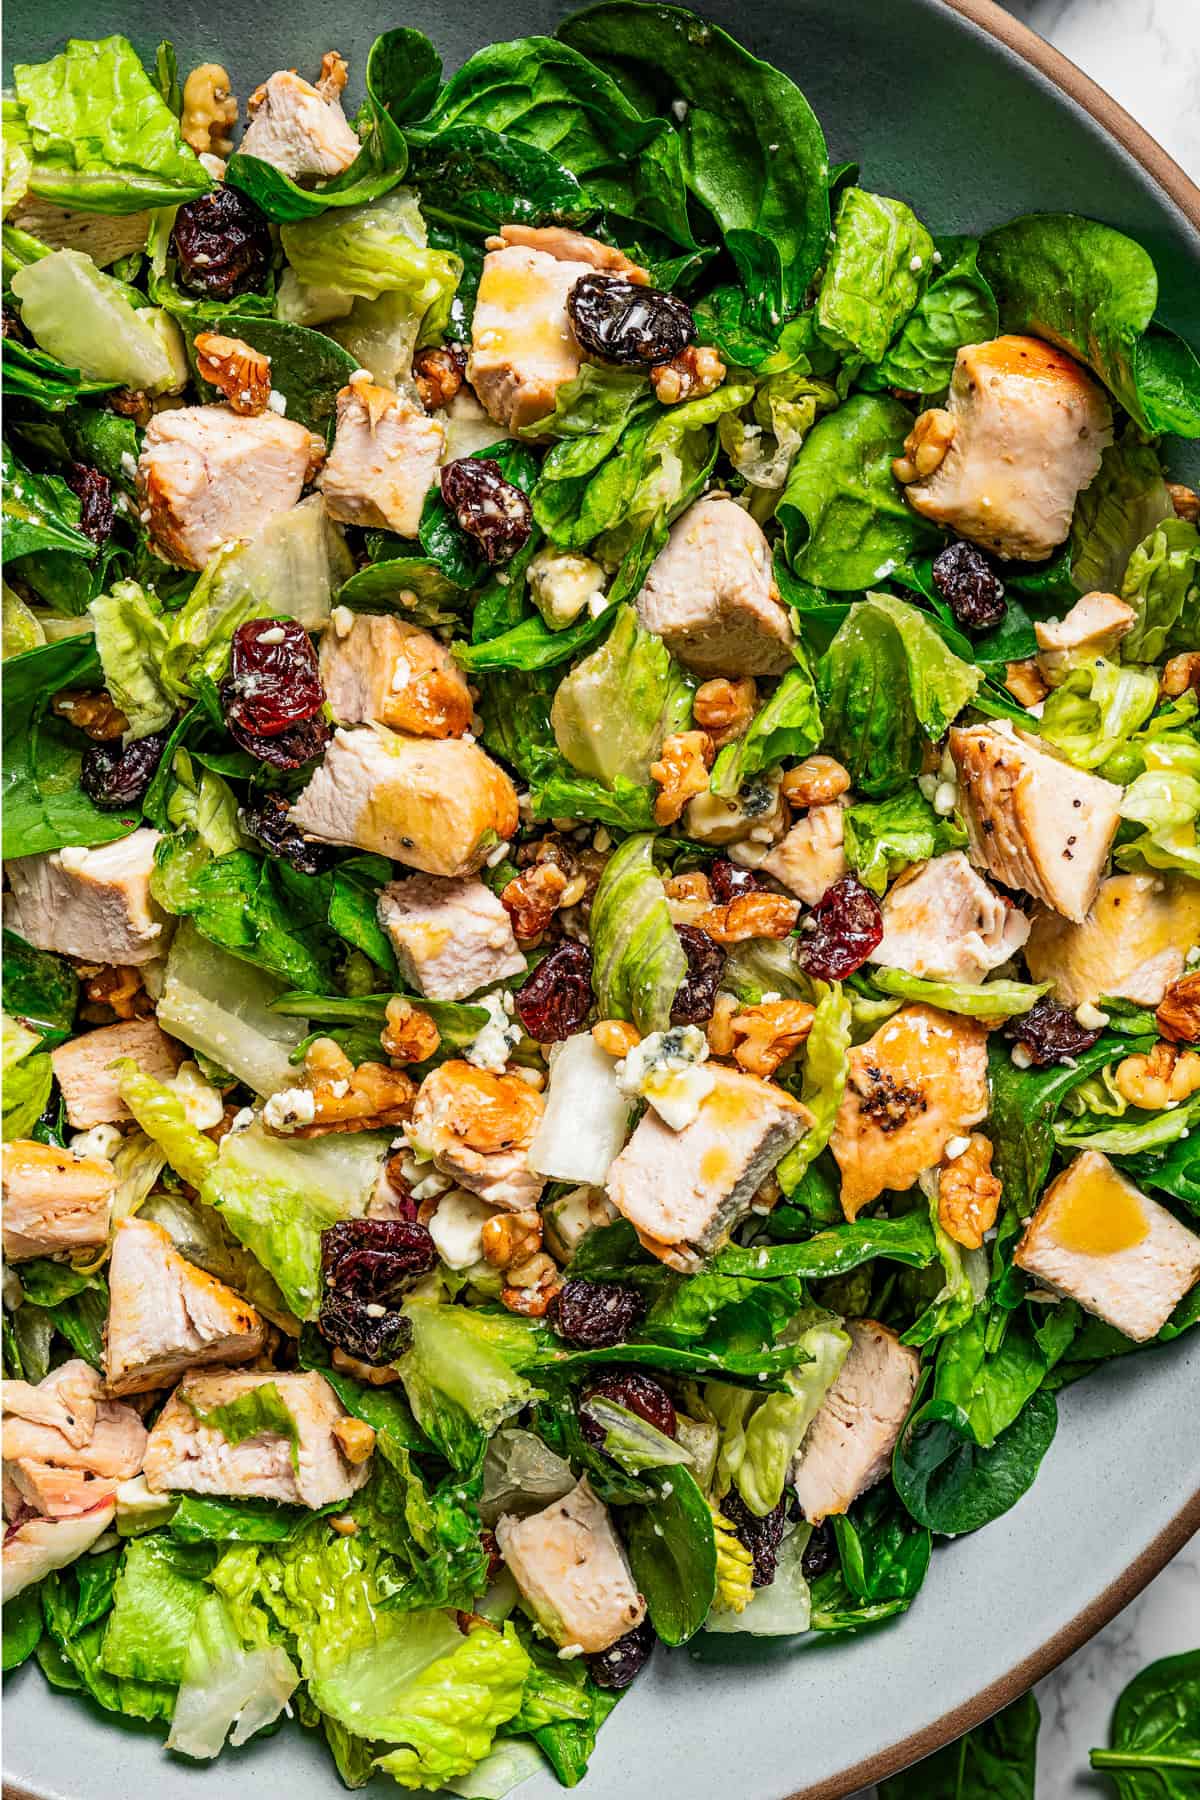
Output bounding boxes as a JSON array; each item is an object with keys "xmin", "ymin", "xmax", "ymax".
[{"xmin": 2, "ymin": 9, "xmax": 1200, "ymax": 1794}]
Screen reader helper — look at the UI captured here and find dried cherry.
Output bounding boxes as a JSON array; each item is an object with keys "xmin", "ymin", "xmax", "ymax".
[
  {"xmin": 171, "ymin": 185, "xmax": 272, "ymax": 300},
  {"xmin": 241, "ymin": 794, "xmax": 334, "ymax": 875},
  {"xmin": 80, "ymin": 728, "xmax": 169, "ymax": 810},
  {"xmin": 568, "ymin": 274, "xmax": 695, "ymax": 367},
  {"xmin": 722, "ymin": 1489, "xmax": 788, "ymax": 1588},
  {"xmin": 1004, "ymin": 995, "xmax": 1101, "ymax": 1067},
  {"xmin": 514, "ymin": 939, "xmax": 593, "ymax": 1042},
  {"xmin": 440, "ymin": 458, "xmax": 533, "ymax": 565},
  {"xmin": 579, "ymin": 1369, "xmax": 677, "ymax": 1442},
  {"xmin": 709, "ymin": 859, "xmax": 758, "ymax": 905},
  {"xmin": 318, "ymin": 1218, "xmax": 437, "ymax": 1366},
  {"xmin": 226, "ymin": 711, "xmax": 331, "ymax": 770},
  {"xmin": 65, "ymin": 463, "xmax": 114, "ymax": 546},
  {"xmin": 588, "ymin": 1617, "xmax": 656, "ymax": 1690},
  {"xmin": 800, "ymin": 1519, "xmax": 837, "ymax": 1579},
  {"xmin": 795, "ymin": 875, "xmax": 883, "ymax": 980},
  {"xmin": 550, "ymin": 1279, "xmax": 646, "ymax": 1349},
  {"xmin": 222, "ymin": 619, "xmax": 326, "ymax": 737},
  {"xmin": 318, "ymin": 1295, "xmax": 413, "ymax": 1365},
  {"xmin": 670, "ymin": 924, "xmax": 725, "ymax": 1025},
  {"xmin": 931, "ymin": 541, "xmax": 1007, "ymax": 631}
]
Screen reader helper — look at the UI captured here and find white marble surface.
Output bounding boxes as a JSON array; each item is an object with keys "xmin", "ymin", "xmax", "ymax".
[{"xmin": 856, "ymin": 2, "xmax": 1200, "ymax": 1792}]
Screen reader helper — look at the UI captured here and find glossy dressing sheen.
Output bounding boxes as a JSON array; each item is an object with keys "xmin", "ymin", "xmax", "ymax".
[{"xmin": 1049, "ymin": 1153, "xmax": 1150, "ymax": 1256}]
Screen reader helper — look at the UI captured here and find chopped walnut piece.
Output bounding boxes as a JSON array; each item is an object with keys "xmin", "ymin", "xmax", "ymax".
[
  {"xmin": 268, "ymin": 1037, "xmax": 417, "ymax": 1137},
  {"xmin": 1161, "ymin": 652, "xmax": 1200, "ymax": 699},
  {"xmin": 706, "ymin": 992, "xmax": 738, "ymax": 1057},
  {"xmin": 693, "ymin": 678, "xmax": 757, "ymax": 749},
  {"xmin": 651, "ymin": 729, "xmax": 714, "ymax": 826},
  {"xmin": 780, "ymin": 755, "xmax": 850, "ymax": 809},
  {"xmin": 79, "ymin": 963, "xmax": 151, "ymax": 1022},
  {"xmin": 331, "ymin": 1416, "xmax": 376, "ymax": 1463},
  {"xmin": 194, "ymin": 331, "xmax": 272, "ymax": 416},
  {"xmin": 181, "ymin": 63, "xmax": 238, "ymax": 159},
  {"xmin": 592, "ymin": 1019, "xmax": 641, "ymax": 1057},
  {"xmin": 316, "ymin": 50, "xmax": 350, "ymax": 100},
  {"xmin": 502, "ymin": 1250, "xmax": 562, "ymax": 1316},
  {"xmin": 729, "ymin": 999, "xmax": 815, "ymax": 1078},
  {"xmin": 893, "ymin": 407, "xmax": 955, "ymax": 485},
  {"xmin": 501, "ymin": 862, "xmax": 568, "ymax": 942},
  {"xmin": 1114, "ymin": 1041, "xmax": 1200, "ymax": 1110},
  {"xmin": 663, "ymin": 869, "xmax": 713, "ymax": 925},
  {"xmin": 332, "ymin": 1346, "xmax": 405, "ymax": 1386},
  {"xmin": 413, "ymin": 344, "xmax": 467, "ymax": 411},
  {"xmin": 694, "ymin": 892, "xmax": 800, "ymax": 944},
  {"xmin": 1168, "ymin": 481, "xmax": 1200, "ymax": 524},
  {"xmin": 329, "ymin": 1514, "xmax": 359, "ymax": 1536},
  {"xmin": 109, "ymin": 388, "xmax": 153, "ymax": 426},
  {"xmin": 938, "ymin": 1133, "xmax": 1002, "ymax": 1250},
  {"xmin": 481, "ymin": 1209, "xmax": 543, "ymax": 1269},
  {"xmin": 52, "ymin": 689, "xmax": 130, "ymax": 741},
  {"xmin": 1004, "ymin": 658, "xmax": 1050, "ymax": 709},
  {"xmin": 1156, "ymin": 973, "xmax": 1200, "ymax": 1044},
  {"xmin": 651, "ymin": 344, "xmax": 726, "ymax": 406},
  {"xmin": 381, "ymin": 996, "xmax": 441, "ymax": 1065}
]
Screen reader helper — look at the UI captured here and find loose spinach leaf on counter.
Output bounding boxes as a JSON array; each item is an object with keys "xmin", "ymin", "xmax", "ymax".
[
  {"xmin": 878, "ymin": 1689, "xmax": 1040, "ymax": 1799},
  {"xmin": 1090, "ymin": 1649, "xmax": 1200, "ymax": 1797}
]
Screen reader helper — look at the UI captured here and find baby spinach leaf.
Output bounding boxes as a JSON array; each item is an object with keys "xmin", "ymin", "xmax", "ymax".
[
  {"xmin": 162, "ymin": 849, "xmax": 336, "ymax": 991},
  {"xmin": 715, "ymin": 1210, "xmax": 937, "ymax": 1279},
  {"xmin": 2, "ymin": 931, "xmax": 78, "ymax": 1037},
  {"xmin": 831, "ymin": 1484, "xmax": 931, "ymax": 1611},
  {"xmin": 892, "ymin": 1386, "xmax": 1058, "ymax": 1536},
  {"xmin": 1132, "ymin": 325, "xmax": 1200, "ymax": 437},
  {"xmin": 326, "ymin": 853, "xmax": 399, "ymax": 975},
  {"xmin": 866, "ymin": 236, "xmax": 999, "ymax": 397},
  {"xmin": 816, "ymin": 187, "xmax": 934, "ymax": 364},
  {"xmin": 406, "ymin": 121, "xmax": 589, "ymax": 240},
  {"xmin": 184, "ymin": 314, "xmax": 356, "ymax": 442},
  {"xmin": 169, "ymin": 1494, "xmax": 310, "ymax": 1544},
  {"xmin": 2, "ymin": 1582, "xmax": 44, "ymax": 1671},
  {"xmin": 3, "ymin": 441, "xmax": 95, "ymax": 564},
  {"xmin": 878, "ymin": 1689, "xmax": 1040, "ymax": 1799},
  {"xmin": 621, "ymin": 1467, "xmax": 716, "ymax": 1645},
  {"xmin": 2, "ymin": 338, "xmax": 119, "ymax": 410},
  {"xmin": 710, "ymin": 656, "xmax": 822, "ymax": 797},
  {"xmin": 1090, "ymin": 1649, "xmax": 1200, "ymax": 1797},
  {"xmin": 1069, "ymin": 429, "xmax": 1172, "ymax": 599}
]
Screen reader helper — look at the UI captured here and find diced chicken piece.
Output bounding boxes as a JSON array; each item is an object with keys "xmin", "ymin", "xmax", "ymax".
[
  {"xmin": 950, "ymin": 721, "xmax": 1121, "ymax": 923},
  {"xmin": 871, "ymin": 852, "xmax": 1031, "ymax": 984},
  {"xmin": 9, "ymin": 194, "xmax": 152, "ymax": 267},
  {"xmin": 1034, "ymin": 591, "xmax": 1138, "ymax": 680},
  {"xmin": 760, "ymin": 797, "xmax": 849, "ymax": 904},
  {"xmin": 487, "ymin": 225, "xmax": 649, "ymax": 280},
  {"xmin": 635, "ymin": 496, "xmax": 796, "ymax": 677},
  {"xmin": 3, "ymin": 1365, "xmax": 147, "ymax": 1480},
  {"xmin": 791, "ymin": 1320, "xmax": 920, "ymax": 1523},
  {"xmin": 2, "ymin": 1499, "xmax": 116, "ymax": 1602},
  {"xmin": 2, "ymin": 1140, "xmax": 114, "ymax": 1262},
  {"xmin": 50, "ymin": 1018, "xmax": 182, "ymax": 1130},
  {"xmin": 898, "ymin": 335, "xmax": 1112, "ymax": 560},
  {"xmin": 377, "ymin": 875, "xmax": 525, "ymax": 1001},
  {"xmin": 103, "ymin": 1217, "xmax": 266, "ymax": 1396},
  {"xmin": 606, "ymin": 1067, "xmax": 807, "ymax": 1269},
  {"xmin": 5, "ymin": 828, "xmax": 169, "ymax": 965},
  {"xmin": 4, "ymin": 1460, "xmax": 119, "ymax": 1521},
  {"xmin": 238, "ymin": 67, "xmax": 361, "ymax": 181},
  {"xmin": 1014, "ymin": 1152, "xmax": 1200, "ymax": 1343},
  {"xmin": 288, "ymin": 727, "xmax": 518, "ymax": 878},
  {"xmin": 468, "ymin": 242, "xmax": 593, "ymax": 433},
  {"xmin": 320, "ymin": 376, "xmax": 446, "ymax": 535},
  {"xmin": 495, "ymin": 1476, "xmax": 646, "ymax": 1654},
  {"xmin": 143, "ymin": 1370, "xmax": 370, "ymax": 1507},
  {"xmin": 319, "ymin": 613, "xmax": 473, "ymax": 738},
  {"xmin": 408, "ymin": 1060, "xmax": 545, "ymax": 1211},
  {"xmin": 137, "ymin": 405, "xmax": 324, "ymax": 570},
  {"xmin": 830, "ymin": 1005, "xmax": 990, "ymax": 1219},
  {"xmin": 1025, "ymin": 873, "xmax": 1200, "ymax": 1007}
]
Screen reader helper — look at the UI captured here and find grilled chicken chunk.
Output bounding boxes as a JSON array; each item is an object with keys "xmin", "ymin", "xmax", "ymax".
[
  {"xmin": 495, "ymin": 1476, "xmax": 646, "ymax": 1654},
  {"xmin": 606, "ymin": 1067, "xmax": 807, "ymax": 1269},
  {"xmin": 143, "ymin": 1370, "xmax": 370, "ymax": 1506},
  {"xmin": 1034, "ymin": 591, "xmax": 1137, "ymax": 681},
  {"xmin": 5, "ymin": 828, "xmax": 169, "ymax": 965},
  {"xmin": 468, "ymin": 243, "xmax": 591, "ymax": 433},
  {"xmin": 103, "ymin": 1217, "xmax": 266, "ymax": 1397},
  {"xmin": 2, "ymin": 1500, "xmax": 117, "ymax": 1602},
  {"xmin": 760, "ymin": 798, "xmax": 849, "ymax": 904},
  {"xmin": 319, "ymin": 614, "xmax": 473, "ymax": 738},
  {"xmin": 4, "ymin": 1460, "xmax": 119, "ymax": 1521},
  {"xmin": 320, "ymin": 377, "xmax": 445, "ymax": 535},
  {"xmin": 791, "ymin": 1320, "xmax": 920, "ymax": 1523},
  {"xmin": 2, "ymin": 1361, "xmax": 147, "ymax": 1480},
  {"xmin": 51, "ymin": 1017, "xmax": 182, "ymax": 1130},
  {"xmin": 897, "ymin": 335, "xmax": 1112, "ymax": 560},
  {"xmin": 238, "ymin": 68, "xmax": 361, "ymax": 181},
  {"xmin": 635, "ymin": 496, "xmax": 797, "ymax": 677},
  {"xmin": 137, "ymin": 405, "xmax": 324, "ymax": 570},
  {"xmin": 1015, "ymin": 1151, "xmax": 1200, "ymax": 1342},
  {"xmin": 3, "ymin": 1360, "xmax": 100, "ymax": 1449},
  {"xmin": 830, "ymin": 1004, "xmax": 990, "ymax": 1218},
  {"xmin": 288, "ymin": 727, "xmax": 518, "ymax": 878},
  {"xmin": 1025, "ymin": 873, "xmax": 1200, "ymax": 1008},
  {"xmin": 408, "ymin": 1060, "xmax": 545, "ymax": 1211},
  {"xmin": 871, "ymin": 852, "xmax": 1031, "ymax": 983},
  {"xmin": 950, "ymin": 721, "xmax": 1122, "ymax": 923},
  {"xmin": 2, "ymin": 1140, "xmax": 114, "ymax": 1261},
  {"xmin": 378, "ymin": 874, "xmax": 525, "ymax": 1000}
]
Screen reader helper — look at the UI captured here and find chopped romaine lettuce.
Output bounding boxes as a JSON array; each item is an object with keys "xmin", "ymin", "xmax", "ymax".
[
  {"xmin": 11, "ymin": 250, "xmax": 184, "ymax": 390},
  {"xmin": 550, "ymin": 605, "xmax": 693, "ymax": 787},
  {"xmin": 588, "ymin": 832, "xmax": 686, "ymax": 1036}
]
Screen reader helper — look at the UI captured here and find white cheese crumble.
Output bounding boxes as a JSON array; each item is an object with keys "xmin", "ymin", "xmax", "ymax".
[
  {"xmin": 1074, "ymin": 1001, "xmax": 1110, "ymax": 1030},
  {"xmin": 465, "ymin": 989, "xmax": 522, "ymax": 1073},
  {"xmin": 331, "ymin": 604, "xmax": 355, "ymax": 638},
  {"xmin": 263, "ymin": 1086, "xmax": 317, "ymax": 1132},
  {"xmin": 69, "ymin": 1123, "xmax": 124, "ymax": 1161},
  {"xmin": 616, "ymin": 1025, "xmax": 714, "ymax": 1131},
  {"xmin": 943, "ymin": 1134, "xmax": 972, "ymax": 1162},
  {"xmin": 167, "ymin": 1061, "xmax": 226, "ymax": 1130},
  {"xmin": 428, "ymin": 1188, "xmax": 493, "ymax": 1270},
  {"xmin": 266, "ymin": 389, "xmax": 288, "ymax": 415}
]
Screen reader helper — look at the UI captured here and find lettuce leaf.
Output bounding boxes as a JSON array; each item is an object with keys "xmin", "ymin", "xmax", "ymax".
[
  {"xmin": 114, "ymin": 1057, "xmax": 219, "ymax": 1189},
  {"xmin": 281, "ymin": 188, "xmax": 460, "ymax": 309},
  {"xmin": 710, "ymin": 655, "xmax": 821, "ymax": 797},
  {"xmin": 550, "ymin": 604, "xmax": 693, "ymax": 787},
  {"xmin": 868, "ymin": 968, "xmax": 1050, "ymax": 1017},
  {"xmin": 187, "ymin": 1380, "xmax": 301, "ymax": 1468},
  {"xmin": 1116, "ymin": 729, "xmax": 1200, "ymax": 879},
  {"xmin": 155, "ymin": 921, "xmax": 310, "ymax": 1099},
  {"xmin": 167, "ymin": 1591, "xmax": 299, "ymax": 1759},
  {"xmin": 99, "ymin": 1535, "xmax": 211, "ymax": 1685},
  {"xmin": 588, "ymin": 831, "xmax": 686, "ymax": 1035},
  {"xmin": 816, "ymin": 187, "xmax": 933, "ymax": 364},
  {"xmin": 775, "ymin": 980, "xmax": 852, "ymax": 1194},
  {"xmin": 1121, "ymin": 517, "xmax": 1200, "ymax": 663},
  {"xmin": 708, "ymin": 1313, "xmax": 850, "ymax": 1515},
  {"xmin": 842, "ymin": 789, "xmax": 966, "ymax": 894},
  {"xmin": 866, "ymin": 235, "xmax": 998, "ymax": 396},
  {"xmin": 11, "ymin": 250, "xmax": 183, "ymax": 390},
  {"xmin": 398, "ymin": 1299, "xmax": 541, "ymax": 1472},
  {"xmin": 88, "ymin": 580, "xmax": 172, "ymax": 739},
  {"xmin": 1040, "ymin": 657, "xmax": 1159, "ymax": 772}
]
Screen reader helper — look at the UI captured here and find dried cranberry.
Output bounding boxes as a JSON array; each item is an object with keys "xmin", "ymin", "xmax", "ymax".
[
  {"xmin": 795, "ymin": 875, "xmax": 883, "ymax": 980},
  {"xmin": 670, "ymin": 924, "xmax": 725, "ymax": 1025},
  {"xmin": 171, "ymin": 185, "xmax": 272, "ymax": 300},
  {"xmin": 440, "ymin": 458, "xmax": 532, "ymax": 565},
  {"xmin": 579, "ymin": 1369, "xmax": 676, "ymax": 1443},
  {"xmin": 224, "ymin": 709, "xmax": 331, "ymax": 770},
  {"xmin": 480, "ymin": 1527, "xmax": 503, "ymax": 1581},
  {"xmin": 318, "ymin": 1218, "xmax": 438, "ymax": 1366},
  {"xmin": 568, "ymin": 274, "xmax": 695, "ymax": 367},
  {"xmin": 1004, "ymin": 995, "xmax": 1102, "ymax": 1067},
  {"xmin": 931, "ymin": 541, "xmax": 1007, "ymax": 631},
  {"xmin": 722, "ymin": 1489, "xmax": 788, "ymax": 1588},
  {"xmin": 65, "ymin": 463, "xmax": 114, "ymax": 546},
  {"xmin": 551, "ymin": 1279, "xmax": 646, "ymax": 1349},
  {"xmin": 223, "ymin": 620, "xmax": 326, "ymax": 737},
  {"xmin": 514, "ymin": 939, "xmax": 593, "ymax": 1042},
  {"xmin": 709, "ymin": 859, "xmax": 758, "ymax": 905},
  {"xmin": 588, "ymin": 1617, "xmax": 656, "ymax": 1690},
  {"xmin": 80, "ymin": 728, "xmax": 169, "ymax": 810},
  {"xmin": 800, "ymin": 1520, "xmax": 837, "ymax": 1579},
  {"xmin": 241, "ymin": 794, "xmax": 334, "ymax": 875}
]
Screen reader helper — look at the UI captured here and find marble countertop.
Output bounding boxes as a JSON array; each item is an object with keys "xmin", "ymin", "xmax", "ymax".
[{"xmin": 857, "ymin": 2, "xmax": 1198, "ymax": 1793}]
